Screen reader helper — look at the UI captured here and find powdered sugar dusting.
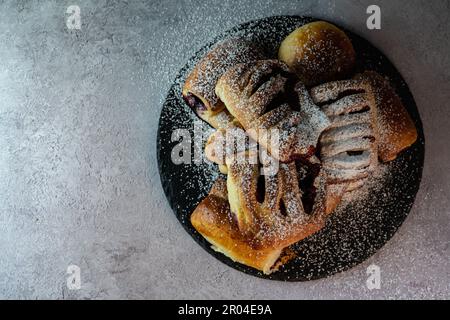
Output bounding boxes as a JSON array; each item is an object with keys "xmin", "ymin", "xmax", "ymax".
[{"xmin": 158, "ymin": 16, "xmax": 424, "ymax": 281}]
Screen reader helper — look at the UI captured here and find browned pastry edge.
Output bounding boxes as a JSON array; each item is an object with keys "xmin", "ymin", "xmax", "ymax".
[
  {"xmin": 190, "ymin": 179, "xmax": 283, "ymax": 274},
  {"xmin": 203, "ymin": 106, "xmax": 235, "ymax": 130},
  {"xmin": 324, "ymin": 183, "xmax": 347, "ymax": 215},
  {"xmin": 215, "ymin": 60, "xmax": 292, "ymax": 128},
  {"xmin": 215, "ymin": 59, "xmax": 329, "ymax": 162},
  {"xmin": 354, "ymin": 71, "xmax": 418, "ymax": 162},
  {"xmin": 190, "ymin": 178, "xmax": 325, "ymax": 274},
  {"xmin": 278, "ymin": 21, "xmax": 356, "ymax": 87},
  {"xmin": 182, "ymin": 38, "xmax": 264, "ymax": 128}
]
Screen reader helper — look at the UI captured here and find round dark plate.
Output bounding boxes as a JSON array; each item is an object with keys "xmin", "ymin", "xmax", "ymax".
[{"xmin": 157, "ymin": 16, "xmax": 425, "ymax": 281}]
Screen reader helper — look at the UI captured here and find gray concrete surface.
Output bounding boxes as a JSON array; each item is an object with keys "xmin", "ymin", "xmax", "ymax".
[{"xmin": 0, "ymin": 0, "xmax": 449, "ymax": 299}]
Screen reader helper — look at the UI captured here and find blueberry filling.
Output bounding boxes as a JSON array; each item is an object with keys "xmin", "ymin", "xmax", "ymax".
[
  {"xmin": 183, "ymin": 92, "xmax": 207, "ymax": 114},
  {"xmin": 250, "ymin": 67, "xmax": 299, "ymax": 113},
  {"xmin": 264, "ymin": 91, "xmax": 287, "ymax": 113},
  {"xmin": 282, "ymin": 73, "xmax": 301, "ymax": 110}
]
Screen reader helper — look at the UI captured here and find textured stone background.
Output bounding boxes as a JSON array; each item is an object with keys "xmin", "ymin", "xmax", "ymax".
[{"xmin": 0, "ymin": 0, "xmax": 449, "ymax": 299}]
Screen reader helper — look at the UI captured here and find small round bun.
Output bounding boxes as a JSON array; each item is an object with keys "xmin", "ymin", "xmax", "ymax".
[{"xmin": 278, "ymin": 21, "xmax": 356, "ymax": 86}]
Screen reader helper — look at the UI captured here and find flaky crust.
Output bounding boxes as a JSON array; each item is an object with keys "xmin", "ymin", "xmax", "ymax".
[
  {"xmin": 190, "ymin": 179, "xmax": 283, "ymax": 274},
  {"xmin": 191, "ymin": 178, "xmax": 325, "ymax": 274},
  {"xmin": 182, "ymin": 38, "xmax": 264, "ymax": 128},
  {"xmin": 354, "ymin": 71, "xmax": 418, "ymax": 162},
  {"xmin": 185, "ymin": 25, "xmax": 419, "ymax": 275},
  {"xmin": 311, "ymin": 78, "xmax": 379, "ymax": 186},
  {"xmin": 215, "ymin": 59, "xmax": 329, "ymax": 162},
  {"xmin": 193, "ymin": 73, "xmax": 419, "ymax": 274}
]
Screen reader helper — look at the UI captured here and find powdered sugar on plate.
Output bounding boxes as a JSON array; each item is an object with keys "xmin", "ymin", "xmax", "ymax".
[{"xmin": 157, "ymin": 16, "xmax": 424, "ymax": 281}]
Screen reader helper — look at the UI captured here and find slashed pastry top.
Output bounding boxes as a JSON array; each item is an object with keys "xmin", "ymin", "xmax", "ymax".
[
  {"xmin": 215, "ymin": 59, "xmax": 330, "ymax": 163},
  {"xmin": 180, "ymin": 22, "xmax": 419, "ymax": 275},
  {"xmin": 183, "ymin": 38, "xmax": 264, "ymax": 128},
  {"xmin": 311, "ymin": 79, "xmax": 379, "ymax": 187}
]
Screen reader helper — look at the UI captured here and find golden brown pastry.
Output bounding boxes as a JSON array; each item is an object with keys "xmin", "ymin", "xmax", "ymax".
[
  {"xmin": 191, "ymin": 157, "xmax": 329, "ymax": 274},
  {"xmin": 310, "ymin": 78, "xmax": 379, "ymax": 202},
  {"xmin": 186, "ymin": 22, "xmax": 419, "ymax": 275},
  {"xmin": 278, "ymin": 21, "xmax": 356, "ymax": 86},
  {"xmin": 204, "ymin": 126, "xmax": 253, "ymax": 167},
  {"xmin": 190, "ymin": 179, "xmax": 287, "ymax": 274},
  {"xmin": 354, "ymin": 71, "xmax": 418, "ymax": 162},
  {"xmin": 215, "ymin": 59, "xmax": 330, "ymax": 162},
  {"xmin": 191, "ymin": 70, "xmax": 419, "ymax": 274},
  {"xmin": 205, "ymin": 126, "xmax": 336, "ymax": 214},
  {"xmin": 183, "ymin": 38, "xmax": 264, "ymax": 128},
  {"xmin": 195, "ymin": 116, "xmax": 333, "ymax": 274}
]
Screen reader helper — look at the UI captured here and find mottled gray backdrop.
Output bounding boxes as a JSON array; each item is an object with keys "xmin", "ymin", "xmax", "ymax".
[{"xmin": 0, "ymin": 0, "xmax": 449, "ymax": 299}]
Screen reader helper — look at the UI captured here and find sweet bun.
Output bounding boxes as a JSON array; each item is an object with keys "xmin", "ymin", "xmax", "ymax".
[
  {"xmin": 354, "ymin": 71, "xmax": 418, "ymax": 162},
  {"xmin": 183, "ymin": 38, "xmax": 264, "ymax": 128},
  {"xmin": 186, "ymin": 21, "xmax": 419, "ymax": 275},
  {"xmin": 278, "ymin": 21, "xmax": 356, "ymax": 86},
  {"xmin": 190, "ymin": 179, "xmax": 285, "ymax": 274},
  {"xmin": 215, "ymin": 60, "xmax": 329, "ymax": 162}
]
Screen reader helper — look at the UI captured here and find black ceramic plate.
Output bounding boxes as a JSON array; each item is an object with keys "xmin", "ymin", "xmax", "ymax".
[{"xmin": 157, "ymin": 16, "xmax": 425, "ymax": 281}]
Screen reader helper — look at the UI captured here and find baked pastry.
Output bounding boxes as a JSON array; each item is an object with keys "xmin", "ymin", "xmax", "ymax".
[
  {"xmin": 191, "ymin": 158, "xmax": 329, "ymax": 274},
  {"xmin": 183, "ymin": 38, "xmax": 264, "ymax": 128},
  {"xmin": 215, "ymin": 59, "xmax": 330, "ymax": 162},
  {"xmin": 196, "ymin": 121, "xmax": 344, "ymax": 274},
  {"xmin": 278, "ymin": 21, "xmax": 355, "ymax": 86},
  {"xmin": 204, "ymin": 126, "xmax": 258, "ymax": 167},
  {"xmin": 310, "ymin": 78, "xmax": 379, "ymax": 206},
  {"xmin": 182, "ymin": 22, "xmax": 419, "ymax": 275},
  {"xmin": 191, "ymin": 179, "xmax": 287, "ymax": 273},
  {"xmin": 204, "ymin": 125, "xmax": 339, "ymax": 210},
  {"xmin": 354, "ymin": 71, "xmax": 418, "ymax": 162}
]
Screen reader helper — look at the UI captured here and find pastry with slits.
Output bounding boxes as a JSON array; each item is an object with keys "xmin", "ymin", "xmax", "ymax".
[
  {"xmin": 183, "ymin": 38, "xmax": 264, "ymax": 129},
  {"xmin": 197, "ymin": 122, "xmax": 337, "ymax": 274},
  {"xmin": 310, "ymin": 78, "xmax": 379, "ymax": 207},
  {"xmin": 191, "ymin": 152, "xmax": 329, "ymax": 274},
  {"xmin": 181, "ymin": 21, "xmax": 419, "ymax": 275},
  {"xmin": 215, "ymin": 59, "xmax": 330, "ymax": 162}
]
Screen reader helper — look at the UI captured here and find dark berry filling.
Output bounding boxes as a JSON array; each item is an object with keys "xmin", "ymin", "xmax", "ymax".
[{"xmin": 183, "ymin": 92, "xmax": 207, "ymax": 114}]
